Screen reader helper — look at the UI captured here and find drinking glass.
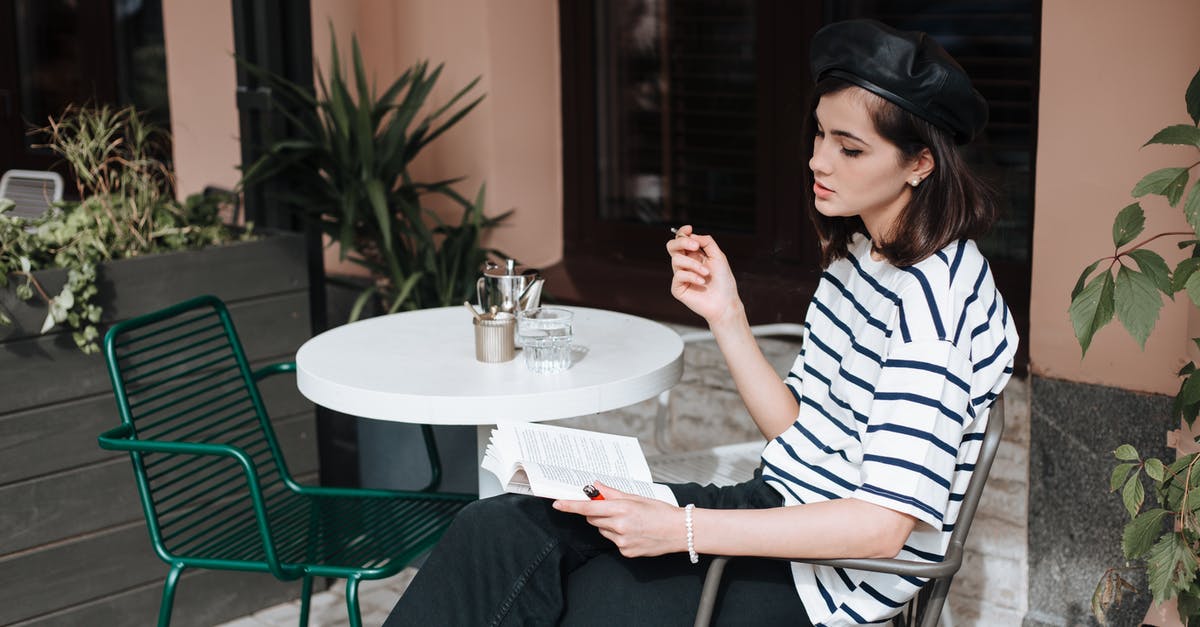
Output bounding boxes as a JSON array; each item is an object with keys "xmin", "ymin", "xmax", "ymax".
[{"xmin": 517, "ymin": 307, "xmax": 573, "ymax": 373}]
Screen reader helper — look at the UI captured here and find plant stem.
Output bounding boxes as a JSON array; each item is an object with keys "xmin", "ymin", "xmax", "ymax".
[{"xmin": 1101, "ymin": 231, "xmax": 1195, "ymax": 268}]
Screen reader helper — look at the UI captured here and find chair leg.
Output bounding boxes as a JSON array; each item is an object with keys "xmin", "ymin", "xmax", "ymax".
[
  {"xmin": 298, "ymin": 575, "xmax": 313, "ymax": 627},
  {"xmin": 158, "ymin": 562, "xmax": 185, "ymax": 627},
  {"xmin": 346, "ymin": 576, "xmax": 363, "ymax": 627}
]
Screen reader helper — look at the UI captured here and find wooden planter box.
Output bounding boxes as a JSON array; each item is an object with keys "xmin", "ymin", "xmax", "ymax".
[{"xmin": 0, "ymin": 232, "xmax": 319, "ymax": 626}]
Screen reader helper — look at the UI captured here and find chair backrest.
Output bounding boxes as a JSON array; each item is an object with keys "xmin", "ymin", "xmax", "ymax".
[
  {"xmin": 911, "ymin": 392, "xmax": 1006, "ymax": 626},
  {"xmin": 0, "ymin": 169, "xmax": 63, "ymax": 219},
  {"xmin": 103, "ymin": 295, "xmax": 295, "ymax": 559},
  {"xmin": 692, "ymin": 393, "xmax": 1006, "ymax": 627}
]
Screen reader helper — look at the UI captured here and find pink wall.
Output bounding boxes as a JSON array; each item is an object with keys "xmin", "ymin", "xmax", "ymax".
[
  {"xmin": 161, "ymin": 0, "xmax": 241, "ymax": 198},
  {"xmin": 311, "ymin": 0, "xmax": 564, "ymax": 273},
  {"xmin": 1029, "ymin": 0, "xmax": 1200, "ymax": 395}
]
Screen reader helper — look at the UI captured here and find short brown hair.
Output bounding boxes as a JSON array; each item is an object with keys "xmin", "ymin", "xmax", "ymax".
[{"xmin": 806, "ymin": 78, "xmax": 998, "ymax": 268}]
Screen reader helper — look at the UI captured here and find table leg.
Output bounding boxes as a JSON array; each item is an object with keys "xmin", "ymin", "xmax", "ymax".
[{"xmin": 476, "ymin": 424, "xmax": 503, "ymax": 498}]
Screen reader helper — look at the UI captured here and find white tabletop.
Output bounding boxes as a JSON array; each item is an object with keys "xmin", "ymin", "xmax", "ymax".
[{"xmin": 295, "ymin": 306, "xmax": 685, "ymax": 424}]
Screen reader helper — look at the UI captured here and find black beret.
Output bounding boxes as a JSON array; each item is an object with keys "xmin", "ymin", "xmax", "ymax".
[{"xmin": 810, "ymin": 19, "xmax": 988, "ymax": 145}]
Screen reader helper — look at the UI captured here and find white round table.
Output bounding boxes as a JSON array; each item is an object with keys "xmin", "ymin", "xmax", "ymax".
[{"xmin": 295, "ymin": 306, "xmax": 685, "ymax": 496}]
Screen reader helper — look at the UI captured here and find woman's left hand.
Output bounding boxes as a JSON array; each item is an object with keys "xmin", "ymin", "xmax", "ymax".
[{"xmin": 553, "ymin": 482, "xmax": 687, "ymax": 558}]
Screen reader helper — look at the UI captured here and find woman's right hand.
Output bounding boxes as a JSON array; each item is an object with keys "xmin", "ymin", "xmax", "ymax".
[{"xmin": 667, "ymin": 225, "xmax": 741, "ymax": 325}]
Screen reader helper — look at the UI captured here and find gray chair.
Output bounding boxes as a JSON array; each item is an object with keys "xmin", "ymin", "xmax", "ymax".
[
  {"xmin": 693, "ymin": 394, "xmax": 1006, "ymax": 627},
  {"xmin": 0, "ymin": 169, "xmax": 63, "ymax": 220}
]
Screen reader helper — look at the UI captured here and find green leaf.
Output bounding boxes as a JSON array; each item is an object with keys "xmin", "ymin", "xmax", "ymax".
[
  {"xmin": 1123, "ymin": 507, "xmax": 1169, "ymax": 559},
  {"xmin": 1116, "ymin": 444, "xmax": 1140, "ymax": 461},
  {"xmin": 1184, "ymin": 179, "xmax": 1200, "ymax": 240},
  {"xmin": 1132, "ymin": 168, "xmax": 1190, "ymax": 207},
  {"xmin": 1144, "ymin": 124, "xmax": 1200, "ymax": 149},
  {"xmin": 1115, "ymin": 265, "xmax": 1164, "ymax": 348},
  {"xmin": 1111, "ymin": 462, "xmax": 1136, "ymax": 491},
  {"xmin": 1182, "ymin": 372, "xmax": 1200, "ymax": 406},
  {"xmin": 1069, "ymin": 270, "xmax": 1116, "ymax": 356},
  {"xmin": 1145, "ymin": 458, "xmax": 1166, "ymax": 482},
  {"xmin": 1187, "ymin": 66, "xmax": 1200, "ymax": 126},
  {"xmin": 1187, "ymin": 271, "xmax": 1200, "ymax": 307},
  {"xmin": 1175, "ymin": 258, "xmax": 1200, "ymax": 293},
  {"xmin": 1123, "ymin": 473, "xmax": 1145, "ymax": 517},
  {"xmin": 1147, "ymin": 532, "xmax": 1197, "ymax": 603},
  {"xmin": 1128, "ymin": 249, "xmax": 1173, "ymax": 297},
  {"xmin": 1072, "ymin": 260, "xmax": 1102, "ymax": 301},
  {"xmin": 1112, "ymin": 203, "xmax": 1145, "ymax": 248}
]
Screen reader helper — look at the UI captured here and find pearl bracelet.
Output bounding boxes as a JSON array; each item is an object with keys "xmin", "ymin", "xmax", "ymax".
[{"xmin": 685, "ymin": 503, "xmax": 698, "ymax": 564}]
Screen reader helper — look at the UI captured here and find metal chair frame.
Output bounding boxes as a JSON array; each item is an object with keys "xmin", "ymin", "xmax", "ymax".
[
  {"xmin": 98, "ymin": 295, "xmax": 473, "ymax": 626},
  {"xmin": 693, "ymin": 394, "xmax": 1006, "ymax": 627}
]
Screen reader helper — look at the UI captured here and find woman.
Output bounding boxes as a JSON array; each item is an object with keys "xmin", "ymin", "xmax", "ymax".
[{"xmin": 385, "ymin": 18, "xmax": 1016, "ymax": 627}]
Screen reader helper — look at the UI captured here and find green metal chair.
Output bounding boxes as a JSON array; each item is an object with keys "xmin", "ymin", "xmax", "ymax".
[{"xmin": 97, "ymin": 295, "xmax": 473, "ymax": 627}]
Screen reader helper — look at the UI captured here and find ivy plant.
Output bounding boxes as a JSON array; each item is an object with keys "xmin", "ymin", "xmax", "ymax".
[
  {"xmin": 1075, "ymin": 67, "xmax": 1200, "ymax": 623},
  {"xmin": 0, "ymin": 105, "xmax": 245, "ymax": 354}
]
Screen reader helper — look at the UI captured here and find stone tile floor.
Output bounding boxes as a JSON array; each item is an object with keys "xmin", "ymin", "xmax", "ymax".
[{"xmin": 216, "ymin": 568, "xmax": 416, "ymax": 627}]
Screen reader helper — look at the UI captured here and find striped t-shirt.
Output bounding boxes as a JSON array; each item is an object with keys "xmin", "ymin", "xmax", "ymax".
[{"xmin": 761, "ymin": 233, "xmax": 1017, "ymax": 626}]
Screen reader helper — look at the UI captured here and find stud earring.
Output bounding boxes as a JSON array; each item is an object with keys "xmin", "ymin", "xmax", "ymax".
[{"xmin": 909, "ymin": 177, "xmax": 920, "ymax": 187}]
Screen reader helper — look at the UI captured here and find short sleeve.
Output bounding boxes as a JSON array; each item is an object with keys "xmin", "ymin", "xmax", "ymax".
[{"xmin": 851, "ymin": 339, "xmax": 972, "ymax": 530}]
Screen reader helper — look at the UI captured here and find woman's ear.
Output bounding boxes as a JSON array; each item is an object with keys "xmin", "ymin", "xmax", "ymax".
[{"xmin": 911, "ymin": 148, "xmax": 935, "ymax": 181}]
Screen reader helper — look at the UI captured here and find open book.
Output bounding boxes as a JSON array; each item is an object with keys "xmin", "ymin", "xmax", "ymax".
[{"xmin": 482, "ymin": 422, "xmax": 678, "ymax": 505}]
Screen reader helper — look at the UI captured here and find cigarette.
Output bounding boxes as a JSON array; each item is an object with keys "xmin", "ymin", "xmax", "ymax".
[{"xmin": 670, "ymin": 227, "xmax": 685, "ymax": 238}]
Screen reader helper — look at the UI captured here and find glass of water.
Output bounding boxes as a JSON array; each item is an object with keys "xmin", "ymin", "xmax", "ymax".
[{"xmin": 517, "ymin": 307, "xmax": 574, "ymax": 373}]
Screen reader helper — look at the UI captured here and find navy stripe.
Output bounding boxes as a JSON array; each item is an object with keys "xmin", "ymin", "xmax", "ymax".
[
  {"xmin": 791, "ymin": 421, "xmax": 851, "ymax": 462},
  {"xmin": 826, "ymin": 388, "xmax": 871, "ymax": 425},
  {"xmin": 973, "ymin": 336, "xmax": 1009, "ymax": 372},
  {"xmin": 814, "ymin": 574, "xmax": 838, "ymax": 613},
  {"xmin": 785, "ymin": 379, "xmax": 802, "ymax": 404},
  {"xmin": 775, "ymin": 438, "xmax": 859, "ymax": 491},
  {"xmin": 949, "ymin": 240, "xmax": 966, "ymax": 282},
  {"xmin": 874, "ymin": 391, "xmax": 966, "ymax": 425},
  {"xmin": 885, "ymin": 359, "xmax": 970, "ymax": 393},
  {"xmin": 955, "ymin": 462, "xmax": 976, "ymax": 472},
  {"xmin": 954, "ymin": 262, "xmax": 989, "ymax": 345},
  {"xmin": 948, "ymin": 492, "xmax": 965, "ymax": 502},
  {"xmin": 821, "ymin": 272, "xmax": 891, "ymax": 333},
  {"xmin": 762, "ymin": 474, "xmax": 805, "ymax": 504},
  {"xmin": 901, "ymin": 574, "xmax": 927, "ymax": 587},
  {"xmin": 942, "ymin": 522, "xmax": 955, "ymax": 533},
  {"xmin": 834, "ymin": 567, "xmax": 857, "ymax": 590},
  {"xmin": 863, "ymin": 454, "xmax": 952, "ymax": 490},
  {"xmin": 836, "ymin": 366, "xmax": 876, "ymax": 395},
  {"xmin": 810, "ymin": 301, "xmax": 885, "ymax": 363},
  {"xmin": 865, "ymin": 423, "xmax": 957, "ymax": 457},
  {"xmin": 858, "ymin": 483, "xmax": 944, "ymax": 521},
  {"xmin": 962, "ymin": 432, "xmax": 985, "ymax": 442},
  {"xmin": 972, "ymin": 390, "xmax": 998, "ymax": 406},
  {"xmin": 900, "ymin": 266, "xmax": 947, "ymax": 340},
  {"xmin": 899, "ymin": 301, "xmax": 912, "ymax": 342},
  {"xmin": 763, "ymin": 458, "xmax": 841, "ymax": 500},
  {"xmin": 860, "ymin": 582, "xmax": 906, "ymax": 608},
  {"xmin": 840, "ymin": 603, "xmax": 868, "ymax": 623},
  {"xmin": 801, "ymin": 396, "xmax": 860, "ymax": 440},
  {"xmin": 848, "ymin": 253, "xmax": 901, "ymax": 306},
  {"xmin": 934, "ymin": 250, "xmax": 949, "ymax": 265},
  {"xmin": 901, "ymin": 543, "xmax": 944, "ymax": 562}
]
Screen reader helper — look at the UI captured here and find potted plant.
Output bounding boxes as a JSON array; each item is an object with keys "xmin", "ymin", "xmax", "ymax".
[
  {"xmin": 240, "ymin": 27, "xmax": 511, "ymax": 322},
  {"xmin": 1069, "ymin": 67, "xmax": 1200, "ymax": 624},
  {"xmin": 0, "ymin": 104, "xmax": 320, "ymax": 625}
]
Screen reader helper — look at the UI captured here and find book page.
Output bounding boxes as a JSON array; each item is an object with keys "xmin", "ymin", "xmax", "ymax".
[
  {"xmin": 510, "ymin": 423, "xmax": 654, "ymax": 482},
  {"xmin": 522, "ymin": 462, "xmax": 678, "ymax": 505}
]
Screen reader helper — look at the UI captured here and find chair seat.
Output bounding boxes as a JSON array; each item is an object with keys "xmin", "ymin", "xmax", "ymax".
[
  {"xmin": 647, "ymin": 440, "xmax": 766, "ymax": 486},
  {"xmin": 165, "ymin": 488, "xmax": 469, "ymax": 579}
]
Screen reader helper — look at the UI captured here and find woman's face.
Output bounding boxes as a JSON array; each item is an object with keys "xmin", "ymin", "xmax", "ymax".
[{"xmin": 809, "ymin": 88, "xmax": 928, "ymax": 241}]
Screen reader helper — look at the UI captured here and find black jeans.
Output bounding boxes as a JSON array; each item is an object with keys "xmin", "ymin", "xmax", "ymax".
[{"xmin": 383, "ymin": 475, "xmax": 812, "ymax": 627}]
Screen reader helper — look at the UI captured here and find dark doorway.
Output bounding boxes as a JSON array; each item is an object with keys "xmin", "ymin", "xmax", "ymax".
[{"xmin": 0, "ymin": 0, "xmax": 170, "ymax": 181}]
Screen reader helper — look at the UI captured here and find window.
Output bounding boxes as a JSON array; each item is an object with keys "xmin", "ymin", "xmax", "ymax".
[{"xmin": 557, "ymin": 0, "xmax": 1036, "ymax": 368}]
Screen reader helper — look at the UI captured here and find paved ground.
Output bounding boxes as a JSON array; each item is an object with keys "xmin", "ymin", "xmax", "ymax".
[{"xmin": 215, "ymin": 568, "xmax": 416, "ymax": 627}]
